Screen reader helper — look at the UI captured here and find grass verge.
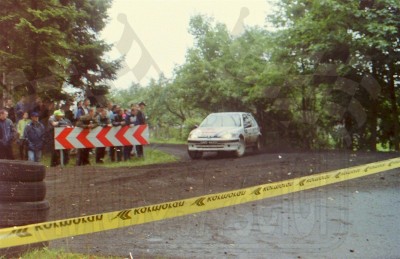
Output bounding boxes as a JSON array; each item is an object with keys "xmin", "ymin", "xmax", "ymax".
[
  {"xmin": 149, "ymin": 137, "xmax": 186, "ymax": 145},
  {"xmin": 39, "ymin": 146, "xmax": 178, "ymax": 168},
  {"xmin": 10, "ymin": 247, "xmax": 121, "ymax": 259}
]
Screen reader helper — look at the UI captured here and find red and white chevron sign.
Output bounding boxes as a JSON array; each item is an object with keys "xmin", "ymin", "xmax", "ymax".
[{"xmin": 54, "ymin": 125, "xmax": 149, "ymax": 150}]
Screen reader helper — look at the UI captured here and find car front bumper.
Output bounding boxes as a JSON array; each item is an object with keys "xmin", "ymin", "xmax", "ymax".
[{"xmin": 187, "ymin": 139, "xmax": 240, "ymax": 152}]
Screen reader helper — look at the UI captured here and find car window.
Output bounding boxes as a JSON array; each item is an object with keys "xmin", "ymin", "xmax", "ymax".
[
  {"xmin": 200, "ymin": 114, "xmax": 241, "ymax": 127},
  {"xmin": 243, "ymin": 114, "xmax": 253, "ymax": 128},
  {"xmin": 249, "ymin": 115, "xmax": 258, "ymax": 128}
]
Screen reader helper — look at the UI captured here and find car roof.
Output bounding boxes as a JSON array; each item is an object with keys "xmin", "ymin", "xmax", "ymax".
[{"xmin": 208, "ymin": 112, "xmax": 249, "ymax": 116}]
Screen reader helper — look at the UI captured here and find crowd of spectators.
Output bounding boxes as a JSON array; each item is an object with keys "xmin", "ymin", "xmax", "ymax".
[{"xmin": 0, "ymin": 96, "xmax": 147, "ymax": 166}]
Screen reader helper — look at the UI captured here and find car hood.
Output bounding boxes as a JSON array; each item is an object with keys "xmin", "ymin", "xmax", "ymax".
[{"xmin": 193, "ymin": 127, "xmax": 240, "ymax": 138}]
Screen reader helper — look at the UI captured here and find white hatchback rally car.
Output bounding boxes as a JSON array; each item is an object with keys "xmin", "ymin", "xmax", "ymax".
[{"xmin": 187, "ymin": 112, "xmax": 262, "ymax": 159}]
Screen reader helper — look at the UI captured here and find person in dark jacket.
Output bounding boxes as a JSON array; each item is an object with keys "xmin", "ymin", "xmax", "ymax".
[
  {"xmin": 0, "ymin": 109, "xmax": 16, "ymax": 160},
  {"xmin": 76, "ymin": 107, "xmax": 98, "ymax": 166},
  {"xmin": 134, "ymin": 104, "xmax": 146, "ymax": 158},
  {"xmin": 125, "ymin": 106, "xmax": 146, "ymax": 159},
  {"xmin": 110, "ymin": 107, "xmax": 125, "ymax": 162},
  {"xmin": 4, "ymin": 98, "xmax": 16, "ymax": 123},
  {"xmin": 138, "ymin": 101, "xmax": 147, "ymax": 124},
  {"xmin": 24, "ymin": 112, "xmax": 45, "ymax": 162},
  {"xmin": 124, "ymin": 107, "xmax": 138, "ymax": 160},
  {"xmin": 95, "ymin": 107, "xmax": 111, "ymax": 163},
  {"xmin": 62, "ymin": 102, "xmax": 75, "ymax": 125}
]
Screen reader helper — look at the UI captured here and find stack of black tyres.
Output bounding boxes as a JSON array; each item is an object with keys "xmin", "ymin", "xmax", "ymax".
[{"xmin": 0, "ymin": 159, "xmax": 49, "ymax": 258}]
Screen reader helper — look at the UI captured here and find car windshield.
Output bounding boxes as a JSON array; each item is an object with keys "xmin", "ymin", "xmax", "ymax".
[{"xmin": 200, "ymin": 114, "xmax": 242, "ymax": 128}]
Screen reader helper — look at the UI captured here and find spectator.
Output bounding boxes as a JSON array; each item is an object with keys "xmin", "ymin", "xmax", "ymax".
[
  {"xmin": 124, "ymin": 107, "xmax": 139, "ymax": 160},
  {"xmin": 24, "ymin": 112, "xmax": 45, "ymax": 162},
  {"xmin": 107, "ymin": 105, "xmax": 116, "ymax": 160},
  {"xmin": 76, "ymin": 107, "xmax": 98, "ymax": 166},
  {"xmin": 95, "ymin": 107, "xmax": 111, "ymax": 163},
  {"xmin": 0, "ymin": 109, "xmax": 16, "ymax": 160},
  {"xmin": 14, "ymin": 96, "xmax": 27, "ymax": 124},
  {"xmin": 136, "ymin": 102, "xmax": 147, "ymax": 158},
  {"xmin": 62, "ymin": 102, "xmax": 74, "ymax": 124},
  {"xmin": 76, "ymin": 98, "xmax": 91, "ymax": 120},
  {"xmin": 31, "ymin": 97, "xmax": 43, "ymax": 119},
  {"xmin": 4, "ymin": 98, "xmax": 16, "ymax": 122},
  {"xmin": 60, "ymin": 105, "xmax": 74, "ymax": 164},
  {"xmin": 124, "ymin": 108, "xmax": 129, "ymax": 119},
  {"xmin": 125, "ymin": 106, "xmax": 146, "ymax": 159},
  {"xmin": 40, "ymin": 100, "xmax": 55, "ymax": 153},
  {"xmin": 17, "ymin": 111, "xmax": 31, "ymax": 160},
  {"xmin": 138, "ymin": 101, "xmax": 147, "ymax": 123},
  {"xmin": 107, "ymin": 101, "xmax": 115, "ymax": 121},
  {"xmin": 74, "ymin": 100, "xmax": 83, "ymax": 121},
  {"xmin": 135, "ymin": 105, "xmax": 146, "ymax": 158},
  {"xmin": 48, "ymin": 110, "xmax": 70, "ymax": 167},
  {"xmin": 110, "ymin": 107, "xmax": 125, "ymax": 162}
]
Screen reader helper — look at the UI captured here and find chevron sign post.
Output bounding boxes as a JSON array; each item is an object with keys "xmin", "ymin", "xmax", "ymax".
[{"xmin": 54, "ymin": 125, "xmax": 149, "ymax": 150}]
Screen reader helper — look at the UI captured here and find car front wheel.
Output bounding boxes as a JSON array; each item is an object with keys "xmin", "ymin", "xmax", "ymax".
[
  {"xmin": 234, "ymin": 138, "xmax": 246, "ymax": 157},
  {"xmin": 253, "ymin": 137, "xmax": 262, "ymax": 152},
  {"xmin": 188, "ymin": 150, "xmax": 203, "ymax": 159}
]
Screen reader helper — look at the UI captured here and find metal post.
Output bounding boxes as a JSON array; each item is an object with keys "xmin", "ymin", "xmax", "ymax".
[{"xmin": 60, "ymin": 150, "xmax": 64, "ymax": 168}]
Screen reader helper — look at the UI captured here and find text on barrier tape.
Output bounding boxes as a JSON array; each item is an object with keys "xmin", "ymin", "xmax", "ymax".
[{"xmin": 1, "ymin": 157, "xmax": 400, "ymax": 249}]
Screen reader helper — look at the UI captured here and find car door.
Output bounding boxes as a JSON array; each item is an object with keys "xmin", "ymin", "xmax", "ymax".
[
  {"xmin": 248, "ymin": 114, "xmax": 260, "ymax": 142},
  {"xmin": 242, "ymin": 114, "xmax": 255, "ymax": 145},
  {"xmin": 244, "ymin": 113, "xmax": 260, "ymax": 145}
]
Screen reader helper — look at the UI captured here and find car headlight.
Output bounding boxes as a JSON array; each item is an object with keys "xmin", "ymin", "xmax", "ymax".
[
  {"xmin": 189, "ymin": 130, "xmax": 200, "ymax": 140},
  {"xmin": 220, "ymin": 132, "xmax": 237, "ymax": 139}
]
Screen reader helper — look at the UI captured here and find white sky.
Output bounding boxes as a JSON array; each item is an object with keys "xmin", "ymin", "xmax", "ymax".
[{"xmin": 101, "ymin": 0, "xmax": 272, "ymax": 89}]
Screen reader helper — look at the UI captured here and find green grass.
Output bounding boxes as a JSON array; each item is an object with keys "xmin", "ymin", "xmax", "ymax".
[
  {"xmin": 150, "ymin": 137, "xmax": 186, "ymax": 145},
  {"xmin": 8, "ymin": 247, "xmax": 122, "ymax": 259},
  {"xmin": 39, "ymin": 146, "xmax": 178, "ymax": 168}
]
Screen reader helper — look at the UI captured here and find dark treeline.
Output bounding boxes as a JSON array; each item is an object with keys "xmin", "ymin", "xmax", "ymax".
[{"xmin": 0, "ymin": 0, "xmax": 120, "ymax": 111}]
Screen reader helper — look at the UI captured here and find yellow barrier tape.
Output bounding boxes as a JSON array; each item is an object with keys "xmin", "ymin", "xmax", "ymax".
[{"xmin": 1, "ymin": 157, "xmax": 400, "ymax": 249}]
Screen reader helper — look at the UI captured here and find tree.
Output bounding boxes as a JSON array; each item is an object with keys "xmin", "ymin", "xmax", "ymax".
[
  {"xmin": 0, "ymin": 0, "xmax": 120, "ymax": 106},
  {"xmin": 355, "ymin": 0, "xmax": 400, "ymax": 150},
  {"xmin": 268, "ymin": 0, "xmax": 400, "ymax": 150},
  {"xmin": 109, "ymin": 1, "xmax": 399, "ymax": 150},
  {"xmin": 176, "ymin": 15, "xmax": 246, "ymax": 112}
]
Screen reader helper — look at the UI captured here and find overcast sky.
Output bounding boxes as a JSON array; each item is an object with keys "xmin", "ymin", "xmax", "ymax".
[{"xmin": 101, "ymin": 0, "xmax": 272, "ymax": 89}]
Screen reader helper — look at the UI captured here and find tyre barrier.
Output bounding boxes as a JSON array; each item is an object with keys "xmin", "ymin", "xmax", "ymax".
[
  {"xmin": 0, "ymin": 159, "xmax": 46, "ymax": 182},
  {"xmin": 0, "ymin": 160, "xmax": 48, "ymax": 258},
  {"xmin": 0, "ymin": 181, "xmax": 46, "ymax": 202},
  {"xmin": 0, "ymin": 201, "xmax": 50, "ymax": 228}
]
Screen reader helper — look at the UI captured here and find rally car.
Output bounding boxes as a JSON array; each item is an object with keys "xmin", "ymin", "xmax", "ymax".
[{"xmin": 187, "ymin": 112, "xmax": 262, "ymax": 159}]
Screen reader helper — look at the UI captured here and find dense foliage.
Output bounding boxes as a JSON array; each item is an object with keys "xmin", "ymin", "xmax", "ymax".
[
  {"xmin": 111, "ymin": 0, "xmax": 399, "ymax": 151},
  {"xmin": 0, "ymin": 0, "xmax": 119, "ymax": 104}
]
